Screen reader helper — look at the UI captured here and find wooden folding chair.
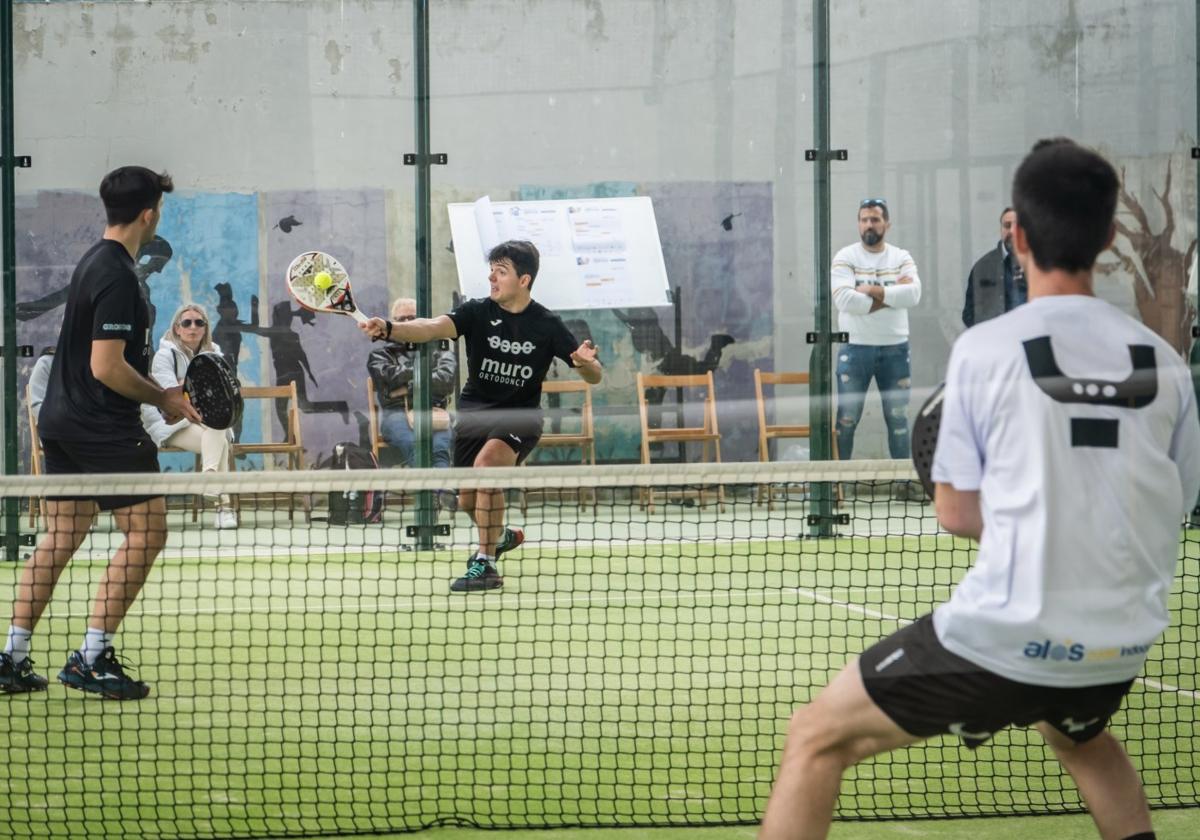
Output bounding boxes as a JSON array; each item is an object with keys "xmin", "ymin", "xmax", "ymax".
[
  {"xmin": 636, "ymin": 371, "xmax": 724, "ymax": 512},
  {"xmin": 367, "ymin": 377, "xmax": 391, "ymax": 462},
  {"xmin": 230, "ymin": 382, "xmax": 309, "ymax": 521},
  {"xmin": 524, "ymin": 379, "xmax": 598, "ymax": 509},
  {"xmin": 753, "ymin": 369, "xmax": 840, "ymax": 508}
]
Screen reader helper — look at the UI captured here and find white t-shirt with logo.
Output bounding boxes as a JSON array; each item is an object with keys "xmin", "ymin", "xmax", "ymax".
[
  {"xmin": 932, "ymin": 294, "xmax": 1200, "ymax": 687},
  {"xmin": 831, "ymin": 242, "xmax": 922, "ymax": 346}
]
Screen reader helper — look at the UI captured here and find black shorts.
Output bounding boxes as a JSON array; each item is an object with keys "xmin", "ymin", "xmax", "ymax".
[
  {"xmin": 859, "ymin": 614, "xmax": 1135, "ymax": 749},
  {"xmin": 452, "ymin": 409, "xmax": 541, "ymax": 468},
  {"xmin": 42, "ymin": 436, "xmax": 162, "ymax": 512}
]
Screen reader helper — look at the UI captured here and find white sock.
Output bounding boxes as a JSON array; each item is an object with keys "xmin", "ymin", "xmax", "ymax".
[
  {"xmin": 4, "ymin": 625, "xmax": 32, "ymax": 664},
  {"xmin": 80, "ymin": 628, "xmax": 113, "ymax": 666},
  {"xmin": 477, "ymin": 553, "xmax": 495, "ymax": 566}
]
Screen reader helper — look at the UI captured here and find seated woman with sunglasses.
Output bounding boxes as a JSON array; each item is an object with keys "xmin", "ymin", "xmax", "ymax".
[{"xmin": 141, "ymin": 303, "xmax": 238, "ymax": 529}]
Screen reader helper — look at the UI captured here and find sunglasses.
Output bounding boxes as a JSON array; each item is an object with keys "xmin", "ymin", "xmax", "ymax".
[
  {"xmin": 395, "ymin": 315, "xmax": 416, "ymax": 322},
  {"xmin": 859, "ymin": 198, "xmax": 888, "ymax": 209},
  {"xmin": 179, "ymin": 318, "xmax": 206, "ymax": 328}
]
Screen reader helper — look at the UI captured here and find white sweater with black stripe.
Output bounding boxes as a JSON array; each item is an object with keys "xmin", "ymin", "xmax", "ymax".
[{"xmin": 830, "ymin": 242, "xmax": 922, "ymax": 346}]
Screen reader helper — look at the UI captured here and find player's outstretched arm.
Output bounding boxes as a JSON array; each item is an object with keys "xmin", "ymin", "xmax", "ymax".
[
  {"xmin": 360, "ymin": 314, "xmax": 457, "ymax": 344},
  {"xmin": 570, "ymin": 340, "xmax": 603, "ymax": 385}
]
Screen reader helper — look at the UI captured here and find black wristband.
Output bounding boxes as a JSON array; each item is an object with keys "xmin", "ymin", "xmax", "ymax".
[{"xmin": 384, "ymin": 319, "xmax": 393, "ymax": 340}]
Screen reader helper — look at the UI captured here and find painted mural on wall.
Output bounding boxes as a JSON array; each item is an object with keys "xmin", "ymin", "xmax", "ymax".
[
  {"xmin": 262, "ymin": 189, "xmax": 390, "ymax": 461},
  {"xmin": 1096, "ymin": 157, "xmax": 1197, "ymax": 357},
  {"xmin": 152, "ymin": 192, "xmax": 264, "ymax": 470},
  {"xmin": 13, "ymin": 182, "xmax": 770, "ymax": 470}
]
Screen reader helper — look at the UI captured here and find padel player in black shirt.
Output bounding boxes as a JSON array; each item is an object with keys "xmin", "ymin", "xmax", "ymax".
[
  {"xmin": 361, "ymin": 240, "xmax": 602, "ymax": 592},
  {"xmin": 0, "ymin": 166, "xmax": 200, "ymax": 701}
]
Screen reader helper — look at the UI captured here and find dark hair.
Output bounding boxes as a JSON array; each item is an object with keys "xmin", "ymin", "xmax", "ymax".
[
  {"xmin": 859, "ymin": 198, "xmax": 889, "ymax": 221},
  {"xmin": 1012, "ymin": 139, "xmax": 1118, "ymax": 273},
  {"xmin": 488, "ymin": 240, "xmax": 540, "ymax": 287},
  {"xmin": 99, "ymin": 166, "xmax": 174, "ymax": 226}
]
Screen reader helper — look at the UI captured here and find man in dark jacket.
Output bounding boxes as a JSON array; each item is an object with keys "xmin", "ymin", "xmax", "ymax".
[
  {"xmin": 962, "ymin": 207, "xmax": 1026, "ymax": 327},
  {"xmin": 367, "ymin": 297, "xmax": 457, "ymax": 472}
]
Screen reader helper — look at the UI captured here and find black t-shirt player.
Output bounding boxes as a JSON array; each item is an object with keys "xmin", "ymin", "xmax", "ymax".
[
  {"xmin": 361, "ymin": 240, "xmax": 602, "ymax": 594},
  {"xmin": 39, "ymin": 240, "xmax": 154, "ymax": 442},
  {"xmin": 449, "ymin": 296, "xmax": 579, "ymax": 412}
]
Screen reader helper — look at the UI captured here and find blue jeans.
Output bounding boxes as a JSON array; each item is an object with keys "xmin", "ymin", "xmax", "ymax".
[
  {"xmin": 379, "ymin": 407, "xmax": 451, "ymax": 468},
  {"xmin": 835, "ymin": 342, "xmax": 912, "ymax": 460}
]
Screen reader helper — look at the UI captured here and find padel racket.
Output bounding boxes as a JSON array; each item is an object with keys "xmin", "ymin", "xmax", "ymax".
[
  {"xmin": 911, "ymin": 382, "xmax": 945, "ymax": 502},
  {"xmin": 183, "ymin": 351, "xmax": 243, "ymax": 430},
  {"xmin": 285, "ymin": 251, "xmax": 369, "ymax": 324}
]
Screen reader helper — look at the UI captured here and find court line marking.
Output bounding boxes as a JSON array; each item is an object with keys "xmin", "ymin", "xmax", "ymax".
[
  {"xmin": 795, "ymin": 588, "xmax": 1200, "ymax": 702},
  {"xmin": 45, "ymin": 585, "xmax": 950, "ymax": 620},
  {"xmin": 42, "ymin": 584, "xmax": 1198, "ymax": 700}
]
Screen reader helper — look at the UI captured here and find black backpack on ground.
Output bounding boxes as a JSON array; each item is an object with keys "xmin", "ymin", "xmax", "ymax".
[{"xmin": 315, "ymin": 442, "xmax": 385, "ymax": 525}]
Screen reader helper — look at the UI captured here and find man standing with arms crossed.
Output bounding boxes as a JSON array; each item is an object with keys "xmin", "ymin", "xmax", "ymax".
[
  {"xmin": 759, "ymin": 139, "xmax": 1200, "ymax": 840},
  {"xmin": 361, "ymin": 240, "xmax": 601, "ymax": 592},
  {"xmin": 831, "ymin": 199, "xmax": 922, "ymax": 498},
  {"xmin": 0, "ymin": 166, "xmax": 200, "ymax": 700}
]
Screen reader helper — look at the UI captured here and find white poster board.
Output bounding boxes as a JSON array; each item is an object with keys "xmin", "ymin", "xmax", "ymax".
[{"xmin": 447, "ymin": 196, "xmax": 672, "ymax": 310}]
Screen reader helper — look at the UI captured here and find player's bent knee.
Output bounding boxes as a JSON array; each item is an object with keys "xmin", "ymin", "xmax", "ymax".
[{"xmin": 786, "ymin": 706, "xmax": 842, "ymax": 757}]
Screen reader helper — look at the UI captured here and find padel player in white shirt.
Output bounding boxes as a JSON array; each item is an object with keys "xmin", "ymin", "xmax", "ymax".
[{"xmin": 760, "ymin": 139, "xmax": 1200, "ymax": 840}]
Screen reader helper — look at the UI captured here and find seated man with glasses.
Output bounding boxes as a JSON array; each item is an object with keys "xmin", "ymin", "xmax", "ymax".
[
  {"xmin": 366, "ymin": 297, "xmax": 458, "ymax": 504},
  {"xmin": 831, "ymin": 198, "xmax": 923, "ymax": 500}
]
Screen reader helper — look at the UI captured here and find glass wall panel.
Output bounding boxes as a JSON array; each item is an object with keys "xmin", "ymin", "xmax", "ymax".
[
  {"xmin": 829, "ymin": 0, "xmax": 1198, "ymax": 817},
  {"xmin": 430, "ymin": 0, "xmax": 816, "ymax": 466},
  {"xmin": 12, "ymin": 0, "xmax": 414, "ymax": 474},
  {"xmin": 831, "ymin": 0, "xmax": 1197, "ymax": 458}
]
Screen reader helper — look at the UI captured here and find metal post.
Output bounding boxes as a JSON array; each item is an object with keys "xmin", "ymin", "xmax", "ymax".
[
  {"xmin": 411, "ymin": 0, "xmax": 435, "ymax": 547},
  {"xmin": 808, "ymin": 0, "xmax": 836, "ymax": 537},
  {"xmin": 673, "ymin": 285, "xmax": 685, "ymax": 462},
  {"xmin": 2, "ymin": 0, "xmax": 21, "ymax": 561}
]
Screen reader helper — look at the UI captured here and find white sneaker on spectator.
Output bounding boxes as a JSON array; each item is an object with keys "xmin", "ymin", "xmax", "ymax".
[{"xmin": 214, "ymin": 508, "xmax": 239, "ymax": 530}]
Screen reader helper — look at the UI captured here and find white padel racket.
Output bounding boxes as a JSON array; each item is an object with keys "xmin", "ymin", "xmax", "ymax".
[{"xmin": 285, "ymin": 251, "xmax": 369, "ymax": 324}]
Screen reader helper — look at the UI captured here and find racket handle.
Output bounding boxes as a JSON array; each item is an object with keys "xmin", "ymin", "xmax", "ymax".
[{"xmin": 351, "ymin": 310, "xmax": 370, "ymax": 324}]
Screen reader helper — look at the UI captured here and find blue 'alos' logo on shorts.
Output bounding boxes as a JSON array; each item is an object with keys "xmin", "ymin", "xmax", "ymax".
[{"xmin": 1023, "ymin": 639, "xmax": 1086, "ymax": 662}]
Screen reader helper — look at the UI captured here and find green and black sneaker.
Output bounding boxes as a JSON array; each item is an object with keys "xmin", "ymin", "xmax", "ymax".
[
  {"xmin": 495, "ymin": 527, "xmax": 525, "ymax": 560},
  {"xmin": 0, "ymin": 652, "xmax": 47, "ymax": 694},
  {"xmin": 450, "ymin": 553, "xmax": 503, "ymax": 593}
]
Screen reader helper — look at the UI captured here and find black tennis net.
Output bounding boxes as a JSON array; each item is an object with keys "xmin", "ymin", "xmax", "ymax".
[{"xmin": 0, "ymin": 461, "xmax": 1194, "ymax": 837}]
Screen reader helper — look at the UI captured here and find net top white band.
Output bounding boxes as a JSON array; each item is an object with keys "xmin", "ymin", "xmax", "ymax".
[{"xmin": 0, "ymin": 459, "xmax": 918, "ymax": 497}]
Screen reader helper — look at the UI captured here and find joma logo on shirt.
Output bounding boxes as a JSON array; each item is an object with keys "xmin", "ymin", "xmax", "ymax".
[{"xmin": 102, "ymin": 323, "xmax": 132, "ymax": 331}]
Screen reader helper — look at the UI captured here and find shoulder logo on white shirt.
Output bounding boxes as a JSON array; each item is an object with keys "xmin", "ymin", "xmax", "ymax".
[{"xmin": 1023, "ymin": 336, "xmax": 1158, "ymax": 450}]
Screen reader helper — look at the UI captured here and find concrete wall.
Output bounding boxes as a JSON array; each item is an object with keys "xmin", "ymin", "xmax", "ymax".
[{"xmin": 6, "ymin": 0, "xmax": 1196, "ymax": 465}]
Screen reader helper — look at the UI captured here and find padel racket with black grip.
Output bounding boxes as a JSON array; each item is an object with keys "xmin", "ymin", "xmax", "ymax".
[
  {"xmin": 911, "ymin": 382, "xmax": 944, "ymax": 502},
  {"xmin": 183, "ymin": 351, "xmax": 243, "ymax": 430}
]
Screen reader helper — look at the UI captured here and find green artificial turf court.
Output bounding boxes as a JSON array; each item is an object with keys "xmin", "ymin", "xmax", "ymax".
[{"xmin": 0, "ymin": 508, "xmax": 1195, "ymax": 839}]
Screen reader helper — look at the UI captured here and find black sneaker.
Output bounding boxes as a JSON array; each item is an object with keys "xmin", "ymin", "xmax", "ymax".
[
  {"xmin": 450, "ymin": 554, "xmax": 503, "ymax": 592},
  {"xmin": 495, "ymin": 527, "xmax": 524, "ymax": 560},
  {"xmin": 0, "ymin": 652, "xmax": 48, "ymax": 694},
  {"xmin": 58, "ymin": 647, "xmax": 150, "ymax": 700}
]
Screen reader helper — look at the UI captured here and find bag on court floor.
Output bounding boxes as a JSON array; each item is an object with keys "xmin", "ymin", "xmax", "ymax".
[{"xmin": 316, "ymin": 441, "xmax": 385, "ymax": 525}]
